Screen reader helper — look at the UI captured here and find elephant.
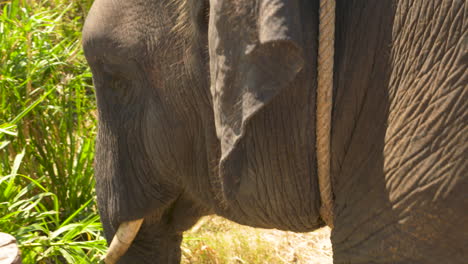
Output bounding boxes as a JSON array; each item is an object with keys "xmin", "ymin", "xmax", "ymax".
[{"xmin": 82, "ymin": 0, "xmax": 467, "ymax": 263}]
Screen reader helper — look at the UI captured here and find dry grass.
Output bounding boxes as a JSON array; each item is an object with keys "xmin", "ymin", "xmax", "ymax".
[{"xmin": 181, "ymin": 216, "xmax": 332, "ymax": 264}]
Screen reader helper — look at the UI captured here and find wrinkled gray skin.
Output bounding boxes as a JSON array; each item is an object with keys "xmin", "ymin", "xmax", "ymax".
[{"xmin": 82, "ymin": 0, "xmax": 467, "ymax": 263}]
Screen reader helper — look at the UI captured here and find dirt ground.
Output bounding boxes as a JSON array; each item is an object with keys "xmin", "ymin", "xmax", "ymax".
[{"xmin": 182, "ymin": 216, "xmax": 332, "ymax": 264}]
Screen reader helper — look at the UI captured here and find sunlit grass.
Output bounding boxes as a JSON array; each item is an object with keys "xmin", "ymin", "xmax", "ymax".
[
  {"xmin": 182, "ymin": 216, "xmax": 332, "ymax": 264},
  {"xmin": 0, "ymin": 0, "xmax": 105, "ymax": 262}
]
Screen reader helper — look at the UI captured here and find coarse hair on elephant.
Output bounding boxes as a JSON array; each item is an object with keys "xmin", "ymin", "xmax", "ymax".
[{"xmin": 82, "ymin": 0, "xmax": 467, "ymax": 263}]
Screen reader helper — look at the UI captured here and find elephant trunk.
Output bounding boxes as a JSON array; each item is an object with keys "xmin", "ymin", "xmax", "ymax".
[{"xmin": 103, "ymin": 219, "xmax": 144, "ymax": 264}]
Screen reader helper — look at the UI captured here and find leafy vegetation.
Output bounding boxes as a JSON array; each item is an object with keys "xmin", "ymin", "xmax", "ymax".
[
  {"xmin": 0, "ymin": 0, "xmax": 331, "ymax": 263},
  {"xmin": 0, "ymin": 0, "xmax": 105, "ymax": 262}
]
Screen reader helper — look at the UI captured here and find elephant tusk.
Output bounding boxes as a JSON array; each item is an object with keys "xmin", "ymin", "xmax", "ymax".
[{"xmin": 103, "ymin": 218, "xmax": 144, "ymax": 264}]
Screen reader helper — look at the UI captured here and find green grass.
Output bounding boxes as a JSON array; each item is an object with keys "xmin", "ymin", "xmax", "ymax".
[
  {"xmin": 0, "ymin": 0, "xmax": 105, "ymax": 263},
  {"xmin": 1, "ymin": 1, "xmax": 332, "ymax": 263}
]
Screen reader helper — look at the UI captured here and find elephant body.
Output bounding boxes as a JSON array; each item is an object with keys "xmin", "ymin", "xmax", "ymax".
[{"xmin": 82, "ymin": 0, "xmax": 467, "ymax": 263}]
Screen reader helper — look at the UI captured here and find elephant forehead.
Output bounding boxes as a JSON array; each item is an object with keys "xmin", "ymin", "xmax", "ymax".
[{"xmin": 82, "ymin": 0, "xmax": 177, "ymax": 64}]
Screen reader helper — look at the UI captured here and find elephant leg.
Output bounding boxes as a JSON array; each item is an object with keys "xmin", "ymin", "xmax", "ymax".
[{"xmin": 106, "ymin": 194, "xmax": 208, "ymax": 264}]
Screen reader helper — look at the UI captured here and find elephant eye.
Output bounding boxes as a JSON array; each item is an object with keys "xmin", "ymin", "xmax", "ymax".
[{"xmin": 95, "ymin": 60, "xmax": 132, "ymax": 99}]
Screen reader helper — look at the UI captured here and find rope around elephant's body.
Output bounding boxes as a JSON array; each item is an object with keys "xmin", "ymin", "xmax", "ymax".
[{"xmin": 316, "ymin": 0, "xmax": 335, "ymax": 228}]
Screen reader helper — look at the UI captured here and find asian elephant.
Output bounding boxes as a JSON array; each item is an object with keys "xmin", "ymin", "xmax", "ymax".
[{"xmin": 82, "ymin": 0, "xmax": 467, "ymax": 263}]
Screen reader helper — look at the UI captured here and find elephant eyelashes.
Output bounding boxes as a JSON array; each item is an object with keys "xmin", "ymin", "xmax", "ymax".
[
  {"xmin": 202, "ymin": 0, "xmax": 210, "ymax": 26},
  {"xmin": 194, "ymin": 0, "xmax": 210, "ymax": 34}
]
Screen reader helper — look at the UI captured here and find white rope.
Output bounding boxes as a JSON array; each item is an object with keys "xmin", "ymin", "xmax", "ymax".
[{"xmin": 316, "ymin": 0, "xmax": 335, "ymax": 228}]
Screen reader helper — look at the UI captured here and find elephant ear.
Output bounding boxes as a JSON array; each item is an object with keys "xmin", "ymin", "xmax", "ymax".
[{"xmin": 209, "ymin": 0, "xmax": 305, "ymax": 201}]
